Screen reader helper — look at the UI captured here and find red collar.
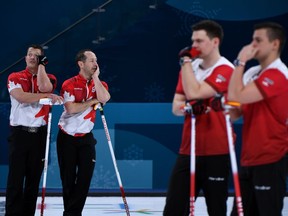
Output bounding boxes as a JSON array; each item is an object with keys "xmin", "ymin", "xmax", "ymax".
[
  {"xmin": 23, "ymin": 67, "xmax": 37, "ymax": 77},
  {"xmin": 76, "ymin": 74, "xmax": 93, "ymax": 83}
]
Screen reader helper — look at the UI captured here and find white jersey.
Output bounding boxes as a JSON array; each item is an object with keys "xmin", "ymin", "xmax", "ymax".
[{"xmin": 58, "ymin": 74, "xmax": 108, "ymax": 137}]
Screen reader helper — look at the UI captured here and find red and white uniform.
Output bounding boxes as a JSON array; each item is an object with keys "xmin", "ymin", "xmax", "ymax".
[
  {"xmin": 176, "ymin": 57, "xmax": 234, "ymax": 156},
  {"xmin": 58, "ymin": 74, "xmax": 108, "ymax": 136},
  {"xmin": 241, "ymin": 58, "xmax": 288, "ymax": 166},
  {"xmin": 7, "ymin": 68, "xmax": 56, "ymax": 127}
]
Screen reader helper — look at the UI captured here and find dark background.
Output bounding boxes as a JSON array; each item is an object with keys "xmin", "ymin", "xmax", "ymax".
[{"xmin": 1, "ymin": 0, "xmax": 288, "ymax": 103}]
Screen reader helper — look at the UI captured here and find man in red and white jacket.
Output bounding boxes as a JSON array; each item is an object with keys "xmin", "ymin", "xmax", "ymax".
[
  {"xmin": 164, "ymin": 20, "xmax": 235, "ymax": 216},
  {"xmin": 57, "ymin": 49, "xmax": 110, "ymax": 216},
  {"xmin": 229, "ymin": 22, "xmax": 288, "ymax": 216},
  {"xmin": 6, "ymin": 44, "xmax": 63, "ymax": 216}
]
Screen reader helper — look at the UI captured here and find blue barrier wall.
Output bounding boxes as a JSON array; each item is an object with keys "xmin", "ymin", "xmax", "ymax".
[
  {"xmin": 1, "ymin": 103, "xmax": 183, "ymax": 191},
  {"xmin": 0, "ymin": 103, "xmax": 246, "ymax": 193}
]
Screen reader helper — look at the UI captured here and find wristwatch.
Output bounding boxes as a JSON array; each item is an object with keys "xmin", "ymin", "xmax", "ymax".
[
  {"xmin": 233, "ymin": 59, "xmax": 246, "ymax": 67},
  {"xmin": 179, "ymin": 57, "xmax": 192, "ymax": 66}
]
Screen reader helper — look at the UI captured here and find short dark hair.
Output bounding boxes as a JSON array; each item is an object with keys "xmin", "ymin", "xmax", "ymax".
[
  {"xmin": 254, "ymin": 22, "xmax": 286, "ymax": 53},
  {"xmin": 192, "ymin": 20, "xmax": 224, "ymax": 44},
  {"xmin": 28, "ymin": 44, "xmax": 44, "ymax": 55},
  {"xmin": 75, "ymin": 49, "xmax": 93, "ymax": 63}
]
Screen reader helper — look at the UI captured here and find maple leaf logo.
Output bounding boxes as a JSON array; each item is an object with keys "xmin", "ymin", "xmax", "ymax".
[
  {"xmin": 35, "ymin": 105, "xmax": 50, "ymax": 123},
  {"xmin": 84, "ymin": 109, "xmax": 96, "ymax": 123}
]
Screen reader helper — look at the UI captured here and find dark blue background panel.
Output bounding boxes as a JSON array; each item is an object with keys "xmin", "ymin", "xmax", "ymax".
[{"xmin": 1, "ymin": 2, "xmax": 288, "ymax": 103}]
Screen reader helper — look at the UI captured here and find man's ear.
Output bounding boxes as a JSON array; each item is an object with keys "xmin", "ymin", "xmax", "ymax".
[
  {"xmin": 272, "ymin": 39, "xmax": 280, "ymax": 52},
  {"xmin": 78, "ymin": 61, "xmax": 84, "ymax": 68},
  {"xmin": 213, "ymin": 37, "xmax": 220, "ymax": 47}
]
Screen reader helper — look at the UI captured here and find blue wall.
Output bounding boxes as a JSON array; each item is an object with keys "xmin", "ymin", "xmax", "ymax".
[
  {"xmin": 0, "ymin": 103, "xmax": 183, "ymax": 192},
  {"xmin": 0, "ymin": 103, "xmax": 245, "ymax": 193},
  {"xmin": 1, "ymin": 1, "xmax": 288, "ymax": 102}
]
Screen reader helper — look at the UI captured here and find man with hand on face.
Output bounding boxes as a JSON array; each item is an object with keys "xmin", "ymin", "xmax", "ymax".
[
  {"xmin": 6, "ymin": 44, "xmax": 63, "ymax": 216},
  {"xmin": 163, "ymin": 20, "xmax": 235, "ymax": 216},
  {"xmin": 229, "ymin": 22, "xmax": 288, "ymax": 216},
  {"xmin": 57, "ymin": 49, "xmax": 110, "ymax": 216}
]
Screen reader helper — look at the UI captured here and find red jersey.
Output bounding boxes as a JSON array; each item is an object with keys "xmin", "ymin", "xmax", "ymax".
[
  {"xmin": 241, "ymin": 58, "xmax": 288, "ymax": 166},
  {"xmin": 58, "ymin": 74, "xmax": 108, "ymax": 136},
  {"xmin": 176, "ymin": 57, "xmax": 234, "ymax": 156},
  {"xmin": 7, "ymin": 68, "xmax": 57, "ymax": 126}
]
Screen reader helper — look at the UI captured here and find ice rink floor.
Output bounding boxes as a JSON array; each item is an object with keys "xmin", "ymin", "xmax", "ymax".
[{"xmin": 0, "ymin": 196, "xmax": 288, "ymax": 215}]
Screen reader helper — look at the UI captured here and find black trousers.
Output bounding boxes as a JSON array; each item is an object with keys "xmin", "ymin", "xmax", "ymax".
[
  {"xmin": 5, "ymin": 126, "xmax": 47, "ymax": 216},
  {"xmin": 163, "ymin": 154, "xmax": 230, "ymax": 216},
  {"xmin": 57, "ymin": 129, "xmax": 97, "ymax": 216},
  {"xmin": 230, "ymin": 156, "xmax": 287, "ymax": 216}
]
